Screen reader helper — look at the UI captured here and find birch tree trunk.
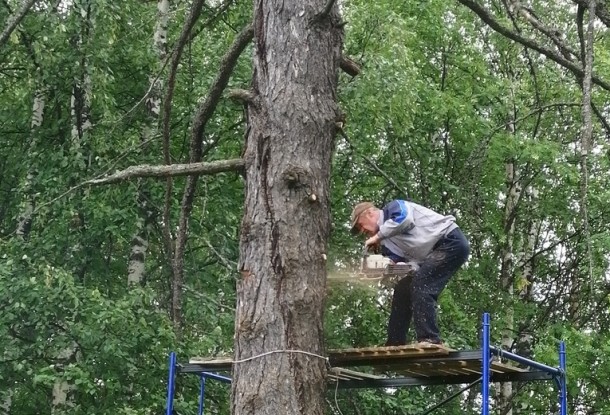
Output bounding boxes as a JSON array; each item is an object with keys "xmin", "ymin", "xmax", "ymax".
[
  {"xmin": 0, "ymin": 391, "xmax": 12, "ymax": 415},
  {"xmin": 516, "ymin": 187, "xmax": 538, "ymax": 359},
  {"xmin": 498, "ymin": 155, "xmax": 521, "ymax": 415},
  {"xmin": 127, "ymin": 0, "xmax": 169, "ymax": 287},
  {"xmin": 53, "ymin": 0, "xmax": 93, "ymax": 409},
  {"xmin": 233, "ymin": 0, "xmax": 343, "ymax": 413},
  {"xmin": 16, "ymin": 88, "xmax": 45, "ymax": 239}
]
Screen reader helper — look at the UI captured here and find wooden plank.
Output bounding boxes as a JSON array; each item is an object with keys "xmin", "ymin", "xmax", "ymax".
[
  {"xmin": 330, "ymin": 368, "xmax": 384, "ymax": 380},
  {"xmin": 329, "ymin": 344, "xmax": 451, "ymax": 363},
  {"xmin": 188, "ymin": 349, "xmax": 527, "ymax": 381},
  {"xmin": 491, "ymin": 361, "xmax": 528, "ymax": 373},
  {"xmin": 369, "ymin": 358, "xmax": 526, "ymax": 379},
  {"xmin": 189, "ymin": 357, "xmax": 232, "ymax": 365}
]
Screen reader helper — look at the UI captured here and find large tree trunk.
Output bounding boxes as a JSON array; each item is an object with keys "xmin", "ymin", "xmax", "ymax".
[{"xmin": 233, "ymin": 0, "xmax": 343, "ymax": 413}]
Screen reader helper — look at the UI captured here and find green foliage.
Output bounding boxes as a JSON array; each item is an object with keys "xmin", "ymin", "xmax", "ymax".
[
  {"xmin": 0, "ymin": 255, "xmax": 175, "ymax": 414},
  {"xmin": 1, "ymin": 0, "xmax": 609, "ymax": 413}
]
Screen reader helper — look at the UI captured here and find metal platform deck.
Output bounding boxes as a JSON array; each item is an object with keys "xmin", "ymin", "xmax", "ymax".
[
  {"xmin": 184, "ymin": 343, "xmax": 552, "ymax": 388},
  {"xmin": 166, "ymin": 313, "xmax": 567, "ymax": 415}
]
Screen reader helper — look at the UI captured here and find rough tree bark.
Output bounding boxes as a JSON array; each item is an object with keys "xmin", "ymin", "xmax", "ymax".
[{"xmin": 232, "ymin": 0, "xmax": 343, "ymax": 413}]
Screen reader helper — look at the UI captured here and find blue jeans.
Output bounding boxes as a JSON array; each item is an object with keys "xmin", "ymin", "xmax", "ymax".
[{"xmin": 386, "ymin": 228, "xmax": 470, "ymax": 345}]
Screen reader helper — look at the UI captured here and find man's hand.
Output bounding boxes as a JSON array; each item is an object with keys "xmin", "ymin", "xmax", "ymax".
[{"xmin": 365, "ymin": 234, "xmax": 381, "ymax": 247}]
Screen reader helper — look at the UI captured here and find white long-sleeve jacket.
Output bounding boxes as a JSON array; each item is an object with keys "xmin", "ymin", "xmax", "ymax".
[{"xmin": 378, "ymin": 200, "xmax": 458, "ymax": 263}]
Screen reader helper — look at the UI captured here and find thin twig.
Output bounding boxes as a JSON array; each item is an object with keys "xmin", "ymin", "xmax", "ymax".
[
  {"xmin": 456, "ymin": 0, "xmax": 610, "ymax": 91},
  {"xmin": 337, "ymin": 128, "xmax": 409, "ymax": 197},
  {"xmin": 0, "ymin": 0, "xmax": 37, "ymax": 49},
  {"xmin": 203, "ymin": 238, "xmax": 238, "ymax": 271}
]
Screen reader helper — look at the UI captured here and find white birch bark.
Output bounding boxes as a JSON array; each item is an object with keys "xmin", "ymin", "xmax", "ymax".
[
  {"xmin": 51, "ymin": 344, "xmax": 78, "ymax": 414},
  {"xmin": 498, "ymin": 160, "xmax": 520, "ymax": 415},
  {"xmin": 516, "ymin": 187, "xmax": 538, "ymax": 358},
  {"xmin": 127, "ymin": 0, "xmax": 170, "ymax": 287},
  {"xmin": 53, "ymin": 1, "xmax": 93, "ymax": 409},
  {"xmin": 0, "ymin": 390, "xmax": 12, "ymax": 415},
  {"xmin": 16, "ymin": 88, "xmax": 45, "ymax": 239},
  {"xmin": 0, "ymin": 0, "xmax": 38, "ymax": 48}
]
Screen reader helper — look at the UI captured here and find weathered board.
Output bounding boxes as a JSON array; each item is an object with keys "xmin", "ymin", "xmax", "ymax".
[{"xmin": 186, "ymin": 344, "xmax": 534, "ymax": 387}]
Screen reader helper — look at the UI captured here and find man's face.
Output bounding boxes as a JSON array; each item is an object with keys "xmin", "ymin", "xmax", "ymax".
[{"xmin": 355, "ymin": 209, "xmax": 379, "ymax": 236}]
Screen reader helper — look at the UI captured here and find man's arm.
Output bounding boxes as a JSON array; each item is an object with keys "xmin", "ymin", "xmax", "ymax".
[{"xmin": 378, "ymin": 200, "xmax": 414, "ymax": 239}]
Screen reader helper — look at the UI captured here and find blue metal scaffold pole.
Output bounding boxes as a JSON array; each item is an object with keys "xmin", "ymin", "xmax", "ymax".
[
  {"xmin": 480, "ymin": 314, "xmax": 568, "ymax": 415},
  {"xmin": 166, "ymin": 313, "xmax": 568, "ymax": 415},
  {"xmin": 560, "ymin": 341, "xmax": 567, "ymax": 415},
  {"xmin": 165, "ymin": 352, "xmax": 177, "ymax": 415},
  {"xmin": 166, "ymin": 351, "xmax": 232, "ymax": 415},
  {"xmin": 198, "ymin": 375, "xmax": 206, "ymax": 415},
  {"xmin": 482, "ymin": 312, "xmax": 491, "ymax": 415}
]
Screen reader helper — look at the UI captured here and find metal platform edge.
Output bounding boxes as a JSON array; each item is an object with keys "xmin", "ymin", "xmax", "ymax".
[
  {"xmin": 179, "ymin": 365, "xmax": 553, "ymax": 388},
  {"xmin": 179, "ymin": 348, "xmax": 555, "ymax": 389},
  {"xmin": 332, "ymin": 371, "xmax": 554, "ymax": 389}
]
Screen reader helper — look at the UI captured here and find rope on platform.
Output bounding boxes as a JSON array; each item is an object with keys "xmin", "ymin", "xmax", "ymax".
[{"xmin": 232, "ymin": 349, "xmax": 329, "ymax": 365}]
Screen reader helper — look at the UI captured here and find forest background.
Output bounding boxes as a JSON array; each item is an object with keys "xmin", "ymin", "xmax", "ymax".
[{"xmin": 1, "ymin": 0, "xmax": 609, "ymax": 413}]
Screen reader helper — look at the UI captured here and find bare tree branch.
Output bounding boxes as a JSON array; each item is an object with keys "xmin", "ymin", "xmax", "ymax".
[
  {"xmin": 577, "ymin": 0, "xmax": 596, "ymax": 292},
  {"xmin": 592, "ymin": 103, "xmax": 610, "ymax": 139},
  {"xmin": 227, "ymin": 88, "xmax": 257, "ymax": 103},
  {"xmin": 86, "ymin": 159, "xmax": 244, "ymax": 185},
  {"xmin": 509, "ymin": 0, "xmax": 579, "ymax": 59},
  {"xmin": 572, "ymin": 0, "xmax": 610, "ymax": 27},
  {"xmin": 187, "ymin": 0, "xmax": 234, "ymax": 44},
  {"xmin": 161, "ymin": 2, "xmax": 206, "ymax": 316},
  {"xmin": 162, "ymin": 0, "xmax": 206, "ymax": 166},
  {"xmin": 190, "ymin": 23, "xmax": 253, "ymax": 153},
  {"xmin": 340, "ymin": 56, "xmax": 361, "ymax": 77},
  {"xmin": 0, "ymin": 0, "xmax": 37, "ymax": 49},
  {"xmin": 155, "ymin": 0, "xmax": 207, "ymax": 330},
  {"xmin": 203, "ymin": 237, "xmax": 238, "ymax": 271},
  {"xmin": 170, "ymin": 22, "xmax": 253, "ymax": 331},
  {"xmin": 338, "ymin": 128, "xmax": 410, "ymax": 197},
  {"xmin": 456, "ymin": 0, "xmax": 610, "ymax": 92}
]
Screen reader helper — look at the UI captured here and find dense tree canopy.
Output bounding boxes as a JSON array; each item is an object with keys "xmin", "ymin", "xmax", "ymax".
[{"xmin": 1, "ymin": 0, "xmax": 609, "ymax": 414}]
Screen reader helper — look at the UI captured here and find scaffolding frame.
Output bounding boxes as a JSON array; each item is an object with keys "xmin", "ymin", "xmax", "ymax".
[{"xmin": 165, "ymin": 313, "xmax": 567, "ymax": 414}]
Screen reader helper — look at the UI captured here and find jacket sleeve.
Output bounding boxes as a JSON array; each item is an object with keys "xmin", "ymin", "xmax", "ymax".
[
  {"xmin": 378, "ymin": 200, "xmax": 414, "ymax": 239},
  {"xmin": 381, "ymin": 245, "xmax": 405, "ymax": 263}
]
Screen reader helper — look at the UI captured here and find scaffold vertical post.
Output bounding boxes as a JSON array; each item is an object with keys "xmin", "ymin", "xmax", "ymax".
[
  {"xmin": 198, "ymin": 375, "xmax": 206, "ymax": 415},
  {"xmin": 482, "ymin": 313, "xmax": 491, "ymax": 415},
  {"xmin": 559, "ymin": 341, "xmax": 567, "ymax": 415},
  {"xmin": 166, "ymin": 352, "xmax": 177, "ymax": 415}
]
